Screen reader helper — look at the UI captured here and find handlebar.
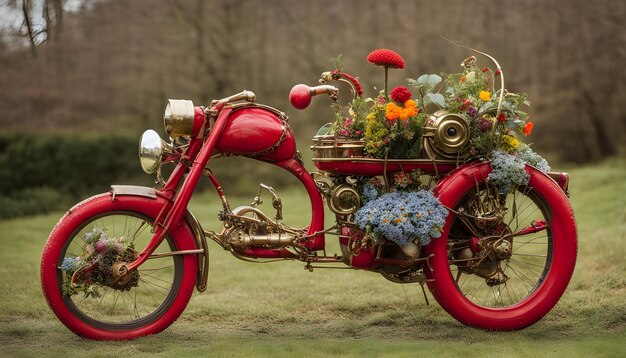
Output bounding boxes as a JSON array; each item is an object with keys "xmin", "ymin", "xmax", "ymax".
[
  {"xmin": 289, "ymin": 84, "xmax": 339, "ymax": 110},
  {"xmin": 209, "ymin": 90, "xmax": 256, "ymax": 113}
]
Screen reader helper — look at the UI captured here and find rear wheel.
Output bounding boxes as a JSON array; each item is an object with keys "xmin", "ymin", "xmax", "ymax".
[
  {"xmin": 41, "ymin": 195, "xmax": 198, "ymax": 340},
  {"xmin": 426, "ymin": 165, "xmax": 577, "ymax": 330}
]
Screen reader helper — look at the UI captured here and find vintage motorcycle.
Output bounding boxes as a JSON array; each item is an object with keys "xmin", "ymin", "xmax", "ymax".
[{"xmin": 41, "ymin": 52, "xmax": 577, "ymax": 340}]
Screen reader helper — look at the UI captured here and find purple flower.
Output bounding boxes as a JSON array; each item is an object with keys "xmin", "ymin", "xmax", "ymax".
[
  {"xmin": 478, "ymin": 117, "xmax": 493, "ymax": 132},
  {"xmin": 95, "ymin": 241, "xmax": 107, "ymax": 253}
]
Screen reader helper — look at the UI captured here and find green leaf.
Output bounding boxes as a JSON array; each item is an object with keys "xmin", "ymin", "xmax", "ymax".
[
  {"xmin": 479, "ymin": 101, "xmax": 494, "ymax": 113},
  {"xmin": 424, "ymin": 93, "xmax": 446, "ymax": 108},
  {"xmin": 508, "ymin": 119, "xmax": 525, "ymax": 132},
  {"xmin": 415, "ymin": 74, "xmax": 442, "ymax": 91},
  {"xmin": 332, "ymin": 54, "xmax": 344, "ymax": 71},
  {"xmin": 515, "ymin": 110, "xmax": 529, "ymax": 120},
  {"xmin": 501, "ymin": 100, "xmax": 513, "ymax": 111}
]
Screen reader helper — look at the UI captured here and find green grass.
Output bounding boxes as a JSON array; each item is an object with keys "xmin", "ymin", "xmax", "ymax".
[{"xmin": 1, "ymin": 157, "xmax": 625, "ymax": 357}]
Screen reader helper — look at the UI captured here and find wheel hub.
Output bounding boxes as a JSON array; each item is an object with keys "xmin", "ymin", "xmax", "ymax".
[{"xmin": 107, "ymin": 261, "xmax": 140, "ymax": 290}]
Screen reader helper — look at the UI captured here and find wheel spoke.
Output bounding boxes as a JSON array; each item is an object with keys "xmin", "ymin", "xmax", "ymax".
[
  {"xmin": 57, "ymin": 211, "xmax": 181, "ymax": 328},
  {"xmin": 448, "ymin": 184, "xmax": 552, "ymax": 309},
  {"xmin": 140, "ymin": 278, "xmax": 163, "ymax": 306}
]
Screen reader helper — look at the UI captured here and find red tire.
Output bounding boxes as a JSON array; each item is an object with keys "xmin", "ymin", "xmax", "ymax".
[
  {"xmin": 425, "ymin": 163, "xmax": 577, "ymax": 330},
  {"xmin": 41, "ymin": 194, "xmax": 198, "ymax": 340}
]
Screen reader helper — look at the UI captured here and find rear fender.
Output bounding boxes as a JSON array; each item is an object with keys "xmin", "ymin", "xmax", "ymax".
[
  {"xmin": 432, "ymin": 161, "xmax": 570, "ymax": 207},
  {"xmin": 110, "ymin": 185, "xmax": 209, "ymax": 292},
  {"xmin": 426, "ymin": 161, "xmax": 573, "ymax": 273}
]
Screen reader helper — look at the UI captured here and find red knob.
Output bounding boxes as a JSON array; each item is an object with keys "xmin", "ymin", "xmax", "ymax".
[{"xmin": 289, "ymin": 84, "xmax": 312, "ymax": 110}]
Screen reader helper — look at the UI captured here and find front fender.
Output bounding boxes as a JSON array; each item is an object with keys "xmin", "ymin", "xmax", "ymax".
[{"xmin": 110, "ymin": 185, "xmax": 209, "ymax": 292}]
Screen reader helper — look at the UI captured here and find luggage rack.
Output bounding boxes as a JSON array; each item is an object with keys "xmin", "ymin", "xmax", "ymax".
[{"xmin": 310, "ymin": 135, "xmax": 459, "ymax": 176}]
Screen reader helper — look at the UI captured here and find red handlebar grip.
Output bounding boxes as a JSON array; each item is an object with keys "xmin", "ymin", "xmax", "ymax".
[{"xmin": 289, "ymin": 84, "xmax": 312, "ymax": 110}]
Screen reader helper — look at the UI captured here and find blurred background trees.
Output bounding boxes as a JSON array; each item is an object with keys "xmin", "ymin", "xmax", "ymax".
[{"xmin": 0, "ymin": 0, "xmax": 624, "ymax": 217}]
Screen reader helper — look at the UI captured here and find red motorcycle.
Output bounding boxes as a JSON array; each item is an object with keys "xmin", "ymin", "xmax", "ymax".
[{"xmin": 41, "ymin": 51, "xmax": 577, "ymax": 340}]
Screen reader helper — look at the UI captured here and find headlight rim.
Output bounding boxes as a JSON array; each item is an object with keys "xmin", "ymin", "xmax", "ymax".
[{"xmin": 138, "ymin": 129, "xmax": 165, "ymax": 174}]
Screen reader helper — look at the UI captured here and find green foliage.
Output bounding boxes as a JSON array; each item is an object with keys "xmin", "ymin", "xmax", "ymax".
[
  {"xmin": 423, "ymin": 92, "xmax": 446, "ymax": 108},
  {"xmin": 0, "ymin": 134, "xmax": 145, "ymax": 219},
  {"xmin": 331, "ymin": 97, "xmax": 368, "ymax": 139},
  {"xmin": 408, "ymin": 73, "xmax": 442, "ymax": 92},
  {"xmin": 332, "ymin": 53, "xmax": 344, "ymax": 71},
  {"xmin": 0, "ymin": 187, "xmax": 67, "ymax": 219}
]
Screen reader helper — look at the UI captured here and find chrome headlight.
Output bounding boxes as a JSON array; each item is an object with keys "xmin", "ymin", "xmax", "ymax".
[
  {"xmin": 139, "ymin": 129, "xmax": 168, "ymax": 174},
  {"xmin": 164, "ymin": 99, "xmax": 195, "ymax": 140}
]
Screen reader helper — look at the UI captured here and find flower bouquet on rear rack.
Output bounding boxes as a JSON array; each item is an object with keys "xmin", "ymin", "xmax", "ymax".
[
  {"xmin": 311, "ymin": 47, "xmax": 553, "ymax": 259},
  {"xmin": 312, "ymin": 48, "xmax": 550, "ymax": 182}
]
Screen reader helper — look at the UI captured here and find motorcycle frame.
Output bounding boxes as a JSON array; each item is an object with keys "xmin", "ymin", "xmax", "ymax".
[
  {"xmin": 125, "ymin": 105, "xmax": 326, "ymax": 272},
  {"xmin": 125, "ymin": 94, "xmax": 571, "ymax": 278}
]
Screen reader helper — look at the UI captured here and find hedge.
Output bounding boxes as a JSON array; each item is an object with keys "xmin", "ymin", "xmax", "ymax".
[
  {"xmin": 0, "ymin": 134, "xmax": 148, "ymax": 219},
  {"xmin": 0, "ymin": 134, "xmax": 302, "ymax": 219}
]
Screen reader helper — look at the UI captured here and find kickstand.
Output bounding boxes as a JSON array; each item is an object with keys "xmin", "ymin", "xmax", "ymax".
[{"xmin": 419, "ymin": 282, "xmax": 430, "ymax": 306}]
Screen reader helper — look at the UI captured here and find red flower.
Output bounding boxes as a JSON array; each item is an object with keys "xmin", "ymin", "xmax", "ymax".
[
  {"xmin": 498, "ymin": 113, "xmax": 506, "ymax": 122},
  {"xmin": 482, "ymin": 67, "xmax": 490, "ymax": 73},
  {"xmin": 390, "ymin": 86, "xmax": 412, "ymax": 104},
  {"xmin": 367, "ymin": 49, "xmax": 405, "ymax": 69},
  {"xmin": 523, "ymin": 121, "xmax": 534, "ymax": 135},
  {"xmin": 460, "ymin": 99, "xmax": 472, "ymax": 110},
  {"xmin": 495, "ymin": 69, "xmax": 501, "ymax": 76}
]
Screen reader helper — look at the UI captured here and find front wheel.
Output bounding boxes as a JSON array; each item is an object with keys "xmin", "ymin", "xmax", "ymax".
[
  {"xmin": 425, "ymin": 164, "xmax": 577, "ymax": 330},
  {"xmin": 41, "ymin": 194, "xmax": 199, "ymax": 340}
]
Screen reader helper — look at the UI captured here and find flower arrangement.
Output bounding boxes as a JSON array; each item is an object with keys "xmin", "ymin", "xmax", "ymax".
[
  {"xmin": 323, "ymin": 49, "xmax": 553, "ymax": 245},
  {"xmin": 362, "ymin": 87, "xmax": 428, "ymax": 159},
  {"xmin": 60, "ymin": 227, "xmax": 139, "ymax": 297},
  {"xmin": 355, "ymin": 182, "xmax": 448, "ymax": 246},
  {"xmin": 325, "ymin": 49, "xmax": 551, "ymax": 183}
]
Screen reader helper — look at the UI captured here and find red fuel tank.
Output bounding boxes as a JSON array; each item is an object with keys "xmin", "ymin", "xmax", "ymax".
[{"xmin": 216, "ymin": 106, "xmax": 296, "ymax": 162}]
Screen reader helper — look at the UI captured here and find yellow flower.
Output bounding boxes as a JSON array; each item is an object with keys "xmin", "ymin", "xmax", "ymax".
[
  {"xmin": 501, "ymin": 135, "xmax": 520, "ymax": 153},
  {"xmin": 479, "ymin": 91, "xmax": 491, "ymax": 102}
]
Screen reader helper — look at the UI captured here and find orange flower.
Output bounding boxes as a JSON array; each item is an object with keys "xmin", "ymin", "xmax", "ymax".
[
  {"xmin": 523, "ymin": 121, "xmax": 534, "ymax": 136},
  {"xmin": 400, "ymin": 106, "xmax": 418, "ymax": 120},
  {"xmin": 460, "ymin": 76, "xmax": 466, "ymax": 83},
  {"xmin": 385, "ymin": 102, "xmax": 400, "ymax": 120},
  {"xmin": 387, "ymin": 100, "xmax": 419, "ymax": 121}
]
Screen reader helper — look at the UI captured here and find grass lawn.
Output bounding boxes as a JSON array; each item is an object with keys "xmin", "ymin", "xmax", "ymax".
[{"xmin": 0, "ymin": 157, "xmax": 624, "ymax": 357}]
